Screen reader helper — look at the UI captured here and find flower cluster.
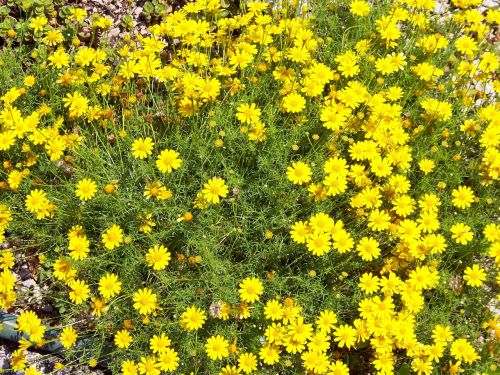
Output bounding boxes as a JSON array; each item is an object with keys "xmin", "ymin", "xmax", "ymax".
[{"xmin": 0, "ymin": 0, "xmax": 498, "ymax": 374}]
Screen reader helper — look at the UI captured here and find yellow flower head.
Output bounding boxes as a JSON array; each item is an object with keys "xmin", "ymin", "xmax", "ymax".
[{"xmin": 239, "ymin": 277, "xmax": 264, "ymax": 303}]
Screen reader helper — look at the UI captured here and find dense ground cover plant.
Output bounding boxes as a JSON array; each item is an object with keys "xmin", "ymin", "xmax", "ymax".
[{"xmin": 0, "ymin": 0, "xmax": 499, "ymax": 374}]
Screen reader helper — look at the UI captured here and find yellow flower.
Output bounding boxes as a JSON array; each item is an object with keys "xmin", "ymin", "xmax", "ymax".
[
  {"xmin": 259, "ymin": 344, "xmax": 281, "ymax": 365},
  {"xmin": 69, "ymin": 7, "xmax": 87, "ymax": 22},
  {"xmin": 239, "ymin": 277, "xmax": 264, "ymax": 303},
  {"xmin": 75, "ymin": 178, "xmax": 97, "ymax": 201},
  {"xmin": 133, "ymin": 288, "xmax": 157, "ymax": 315},
  {"xmin": 102, "ymin": 224, "xmax": 124, "ymax": 250},
  {"xmin": 68, "ymin": 235, "xmax": 90, "ymax": 260},
  {"xmin": 282, "ymin": 92, "xmax": 306, "ymax": 113},
  {"xmin": 62, "ymin": 91, "xmax": 89, "ymax": 118},
  {"xmin": 24, "ymin": 366, "xmax": 42, "ymax": 375},
  {"xmin": 180, "ymin": 306, "xmax": 207, "ymax": 331},
  {"xmin": 450, "ymin": 339, "xmax": 479, "ymax": 364},
  {"xmin": 29, "ymin": 16, "xmax": 48, "ymax": 33},
  {"xmin": 450, "ymin": 222, "xmax": 473, "ymax": 245},
  {"xmin": 91, "ymin": 297, "xmax": 106, "ymax": 317},
  {"xmin": 432, "ymin": 324, "xmax": 454, "ymax": 343},
  {"xmin": 329, "ymin": 360, "xmax": 350, "ymax": 375},
  {"xmin": 288, "ymin": 316, "xmax": 313, "ymax": 342},
  {"xmin": 121, "ymin": 360, "xmax": 138, "ymax": 375},
  {"xmin": 375, "ymin": 56, "xmax": 398, "ymax": 75},
  {"xmin": 156, "ymin": 149, "xmax": 182, "ymax": 173},
  {"xmin": 484, "ymin": 223, "xmax": 500, "ymax": 243},
  {"xmin": 114, "ymin": 329, "xmax": 133, "ymax": 349},
  {"xmin": 74, "ymin": 47, "xmax": 96, "ymax": 67},
  {"xmin": 98, "ymin": 273, "xmax": 122, "ymax": 299},
  {"xmin": 238, "ymin": 352, "xmax": 257, "ymax": 374},
  {"xmin": 25, "ymin": 189, "xmax": 49, "ymax": 214},
  {"xmin": 150, "ymin": 333, "xmax": 171, "ymax": 354},
  {"xmin": 69, "ymin": 279, "xmax": 90, "ymax": 304},
  {"xmin": 290, "ymin": 221, "xmax": 311, "ymax": 244},
  {"xmin": 131, "ymin": 137, "xmax": 154, "ymax": 159},
  {"xmin": 54, "ymin": 362, "xmax": 65, "ymax": 370},
  {"xmin": 412, "ymin": 358, "xmax": 433, "ymax": 375},
  {"xmin": 24, "ymin": 75, "xmax": 36, "ymax": 87},
  {"xmin": 316, "ymin": 310, "xmax": 337, "ymax": 333},
  {"xmin": 205, "ymin": 335, "xmax": 230, "ymax": 360},
  {"xmin": 287, "ymin": 161, "xmax": 312, "ymax": 185},
  {"xmin": 202, "ymin": 177, "xmax": 229, "ymax": 204},
  {"xmin": 53, "ymin": 257, "xmax": 76, "ymax": 282},
  {"xmin": 43, "ymin": 30, "xmax": 64, "ymax": 46},
  {"xmin": 60, "ymin": 326, "xmax": 77, "ymax": 349},
  {"xmin": 421, "ymin": 98, "xmax": 452, "ymax": 122},
  {"xmin": 236, "ymin": 103, "xmax": 261, "ymax": 124},
  {"xmin": 16, "ymin": 310, "xmax": 42, "ymax": 336},
  {"xmin": 10, "ymin": 349, "xmax": 27, "ymax": 371},
  {"xmin": 333, "ymin": 324, "xmax": 357, "ymax": 348},
  {"xmin": 358, "ymin": 272, "xmax": 380, "ymax": 294},
  {"xmin": 368, "ymin": 209, "xmax": 391, "ymax": 232},
  {"xmin": 419, "ymin": 159, "xmax": 436, "ymax": 174},
  {"xmin": 138, "ymin": 212, "xmax": 156, "ymax": 233},
  {"xmin": 0, "ymin": 250, "xmax": 14, "ymax": 269},
  {"xmin": 264, "ymin": 299, "xmax": 284, "ymax": 321},
  {"xmin": 392, "ymin": 195, "xmax": 416, "ymax": 217},
  {"xmin": 48, "ymin": 50, "xmax": 70, "ymax": 69},
  {"xmin": 463, "ymin": 264, "xmax": 486, "ymax": 287},
  {"xmin": 219, "ymin": 365, "xmax": 241, "ymax": 375},
  {"xmin": 157, "ymin": 348, "xmax": 179, "ymax": 372},
  {"xmin": 138, "ymin": 356, "xmax": 160, "ymax": 375},
  {"xmin": 306, "ymin": 231, "xmax": 332, "ymax": 256},
  {"xmin": 350, "ymin": 0, "xmax": 370, "ymax": 16},
  {"xmin": 0, "ymin": 130, "xmax": 16, "ymax": 151},
  {"xmin": 451, "ymin": 186, "xmax": 475, "ymax": 209},
  {"xmin": 356, "ymin": 236, "xmax": 380, "ymax": 261},
  {"xmin": 455, "ymin": 36, "xmax": 477, "ymax": 57},
  {"xmin": 145, "ymin": 245, "xmax": 171, "ymax": 270}
]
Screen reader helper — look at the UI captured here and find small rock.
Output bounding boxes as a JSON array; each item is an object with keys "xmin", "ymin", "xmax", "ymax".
[
  {"xmin": 482, "ymin": 0, "xmax": 499, "ymax": 8},
  {"xmin": 18, "ymin": 266, "xmax": 31, "ymax": 281},
  {"xmin": 40, "ymin": 303, "xmax": 54, "ymax": 313},
  {"xmin": 109, "ymin": 27, "xmax": 121, "ymax": 38},
  {"xmin": 0, "ymin": 346, "xmax": 12, "ymax": 369},
  {"xmin": 133, "ymin": 6, "xmax": 143, "ymax": 17},
  {"xmin": 21, "ymin": 278, "xmax": 37, "ymax": 289}
]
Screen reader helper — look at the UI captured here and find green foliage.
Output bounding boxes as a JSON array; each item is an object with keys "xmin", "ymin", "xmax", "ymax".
[{"xmin": 0, "ymin": 0, "xmax": 499, "ymax": 374}]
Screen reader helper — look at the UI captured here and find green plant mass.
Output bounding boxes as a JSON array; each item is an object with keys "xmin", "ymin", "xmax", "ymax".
[{"xmin": 0, "ymin": 0, "xmax": 499, "ymax": 374}]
